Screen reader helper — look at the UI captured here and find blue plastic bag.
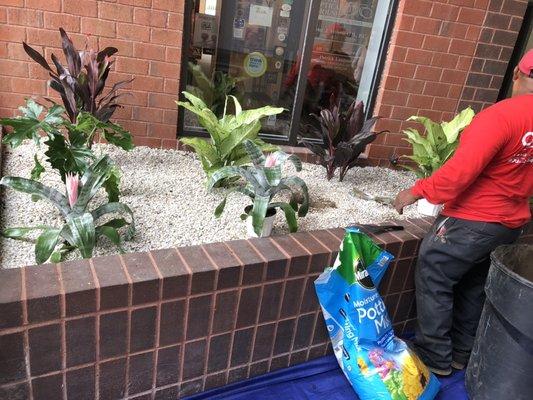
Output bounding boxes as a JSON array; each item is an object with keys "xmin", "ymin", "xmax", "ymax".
[{"xmin": 314, "ymin": 228, "xmax": 440, "ymax": 400}]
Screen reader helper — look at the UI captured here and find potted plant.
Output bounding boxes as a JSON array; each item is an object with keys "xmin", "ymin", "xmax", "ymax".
[
  {"xmin": 207, "ymin": 140, "xmax": 309, "ymax": 237},
  {"xmin": 401, "ymin": 108, "xmax": 475, "ymax": 216},
  {"xmin": 300, "ymin": 94, "xmax": 386, "ymax": 181}
]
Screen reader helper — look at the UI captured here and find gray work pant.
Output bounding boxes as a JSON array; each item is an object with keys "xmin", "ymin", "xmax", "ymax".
[{"xmin": 412, "ymin": 216, "xmax": 523, "ymax": 369}]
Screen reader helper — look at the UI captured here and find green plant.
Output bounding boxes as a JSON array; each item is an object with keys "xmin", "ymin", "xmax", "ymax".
[
  {"xmin": 208, "ymin": 140, "xmax": 309, "ymax": 236},
  {"xmin": 0, "ymin": 155, "xmax": 135, "ymax": 264},
  {"xmin": 177, "ymin": 91, "xmax": 284, "ymax": 178},
  {"xmin": 300, "ymin": 96, "xmax": 385, "ymax": 181},
  {"xmin": 187, "ymin": 62, "xmax": 243, "ymax": 118},
  {"xmin": 401, "ymin": 108, "xmax": 475, "ymax": 178}
]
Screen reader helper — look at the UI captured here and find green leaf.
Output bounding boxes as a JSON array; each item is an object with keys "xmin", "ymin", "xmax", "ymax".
[
  {"xmin": 2, "ymin": 225, "xmax": 52, "ymax": 239},
  {"xmin": 214, "ymin": 196, "xmax": 227, "ymax": 218},
  {"xmin": 103, "ymin": 165, "xmax": 121, "ymax": 202},
  {"xmin": 91, "ymin": 202, "xmax": 135, "ymax": 241},
  {"xmin": 44, "ymin": 132, "xmax": 94, "ymax": 179},
  {"xmin": 35, "ymin": 228, "xmax": 61, "ymax": 264},
  {"xmin": 277, "ymin": 177, "xmax": 309, "ymax": 217},
  {"xmin": 179, "ymin": 137, "xmax": 219, "ymax": 172},
  {"xmin": 96, "ymin": 225, "xmax": 124, "ymax": 252},
  {"xmin": 65, "ymin": 213, "xmax": 95, "ymax": 259},
  {"xmin": 30, "ymin": 155, "xmax": 45, "ymax": 181},
  {"xmin": 207, "ymin": 166, "xmax": 252, "ymax": 191},
  {"xmin": 74, "ymin": 155, "xmax": 114, "ymax": 212},
  {"xmin": 270, "ymin": 202, "xmax": 298, "ymax": 233},
  {"xmin": 441, "ymin": 107, "xmax": 474, "ymax": 143},
  {"xmin": 251, "ymin": 195, "xmax": 269, "ymax": 236},
  {"xmin": 242, "ymin": 140, "xmax": 265, "ymax": 167},
  {"xmin": 0, "ymin": 176, "xmax": 70, "ymax": 217}
]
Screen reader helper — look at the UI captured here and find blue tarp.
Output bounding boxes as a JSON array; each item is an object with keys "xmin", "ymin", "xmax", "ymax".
[{"xmin": 185, "ymin": 355, "xmax": 468, "ymax": 400}]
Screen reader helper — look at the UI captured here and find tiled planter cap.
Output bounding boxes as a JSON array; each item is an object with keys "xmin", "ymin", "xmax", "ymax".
[{"xmin": 2, "ymin": 217, "xmax": 531, "ymax": 399}]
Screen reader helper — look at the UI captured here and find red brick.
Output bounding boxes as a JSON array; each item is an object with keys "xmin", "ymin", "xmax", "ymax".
[
  {"xmin": 440, "ymin": 22, "xmax": 469, "ymax": 39},
  {"xmin": 7, "ymin": 8, "xmax": 43, "ymax": 27},
  {"xmin": 162, "ymin": 139, "xmax": 178, "ymax": 149},
  {"xmin": 402, "ymin": 0, "xmax": 433, "ymax": 16},
  {"xmin": 0, "ymin": 92, "xmax": 27, "ymax": 109},
  {"xmin": 81, "ymin": 18, "xmax": 116, "ymax": 38},
  {"xmin": 99, "ymin": 38, "xmax": 133, "ymax": 57},
  {"xmin": 117, "ymin": 23, "xmax": 150, "ymax": 42},
  {"xmin": 456, "ymin": 56, "xmax": 473, "ymax": 71},
  {"xmin": 413, "ymin": 18, "xmax": 442, "ymax": 35},
  {"xmin": 0, "ymin": 8, "xmax": 6, "ymax": 23},
  {"xmin": 149, "ymin": 61, "xmax": 180, "ymax": 78},
  {"xmin": 118, "ymin": 0, "xmax": 151, "ymax": 6},
  {"xmin": 391, "ymin": 47, "xmax": 407, "ymax": 62},
  {"xmin": 44, "ymin": 12, "xmax": 80, "ymax": 32},
  {"xmin": 414, "ymin": 65, "xmax": 442, "ymax": 81},
  {"xmin": 390, "ymin": 106, "xmax": 419, "ymax": 120},
  {"xmin": 151, "ymin": 28, "xmax": 182, "ymax": 45},
  {"xmin": 449, "ymin": 39, "xmax": 477, "ymax": 56},
  {"xmin": 148, "ymin": 93, "xmax": 176, "ymax": 109},
  {"xmin": 430, "ymin": 3, "xmax": 460, "ymax": 20},
  {"xmin": 29, "ymin": 63, "xmax": 49, "ymax": 79},
  {"xmin": 368, "ymin": 145, "xmax": 396, "ymax": 159},
  {"xmin": 7, "ymin": 43, "xmax": 30, "ymax": 61},
  {"xmin": 475, "ymin": 0, "xmax": 490, "ymax": 8},
  {"xmin": 405, "ymin": 48, "xmax": 433, "ymax": 64},
  {"xmin": 116, "ymin": 119, "xmax": 147, "ymax": 136},
  {"xmin": 384, "ymin": 76, "xmax": 400, "ymax": 91},
  {"xmin": 98, "ymin": 2, "xmax": 133, "ymax": 22},
  {"xmin": 2, "ymin": 0, "xmax": 24, "ymax": 6},
  {"xmin": 120, "ymin": 91, "xmax": 148, "ymax": 106},
  {"xmin": 441, "ymin": 69, "xmax": 466, "ymax": 84},
  {"xmin": 165, "ymin": 47, "xmax": 181, "ymax": 63},
  {"xmin": 431, "ymin": 53, "xmax": 459, "ymax": 69},
  {"xmin": 423, "ymin": 82, "xmax": 450, "ymax": 97},
  {"xmin": 131, "ymin": 76, "xmax": 164, "ymax": 92},
  {"xmin": 417, "ymin": 109, "xmax": 443, "ymax": 121},
  {"xmin": 0, "ymin": 25, "xmax": 26, "ymax": 42},
  {"xmin": 163, "ymin": 79, "xmax": 179, "ymax": 95},
  {"xmin": 382, "ymin": 91, "xmax": 410, "ymax": 107},
  {"xmin": 64, "ymin": 0, "xmax": 98, "ymax": 17},
  {"xmin": 148, "ymin": 123, "xmax": 176, "ymax": 139},
  {"xmin": 433, "ymin": 97, "xmax": 458, "ymax": 112},
  {"xmin": 133, "ymin": 43, "xmax": 166, "ymax": 61},
  {"xmin": 448, "ymin": 85, "xmax": 463, "ymax": 98},
  {"xmin": 26, "ymin": 28, "xmax": 61, "ymax": 47},
  {"xmin": 398, "ymin": 78, "xmax": 425, "ymax": 94},
  {"xmin": 422, "ymin": 36, "xmax": 450, "ymax": 52},
  {"xmin": 465, "ymin": 25, "xmax": 482, "ymax": 41},
  {"xmin": 26, "ymin": 0, "xmax": 60, "ymax": 11},
  {"xmin": 457, "ymin": 8, "xmax": 486, "ymax": 24},
  {"xmin": 399, "ymin": 15, "xmax": 415, "ymax": 31},
  {"xmin": 448, "ymin": 0, "xmax": 475, "ymax": 6},
  {"xmin": 152, "ymin": 0, "xmax": 184, "ymax": 12},
  {"xmin": 0, "ymin": 43, "xmax": 7, "ymax": 58},
  {"xmin": 132, "ymin": 107, "xmax": 164, "ymax": 123},
  {"xmin": 133, "ymin": 8, "xmax": 168, "ymax": 27},
  {"xmin": 0, "ymin": 59, "xmax": 28, "ymax": 78},
  {"xmin": 163, "ymin": 109, "xmax": 178, "ymax": 125},
  {"xmin": 388, "ymin": 62, "xmax": 416, "ymax": 78},
  {"xmin": 408, "ymin": 94, "xmax": 435, "ymax": 108},
  {"xmin": 168, "ymin": 12, "xmax": 184, "ymax": 30},
  {"xmin": 116, "ymin": 57, "xmax": 149, "ymax": 74},
  {"xmin": 11, "ymin": 77, "xmax": 47, "ymax": 95},
  {"xmin": 134, "ymin": 136, "xmax": 162, "ymax": 147},
  {"xmin": 395, "ymin": 31, "xmax": 425, "ymax": 48}
]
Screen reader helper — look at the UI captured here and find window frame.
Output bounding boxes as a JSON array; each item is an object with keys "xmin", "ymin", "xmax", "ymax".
[{"xmin": 177, "ymin": 0, "xmax": 399, "ymax": 146}]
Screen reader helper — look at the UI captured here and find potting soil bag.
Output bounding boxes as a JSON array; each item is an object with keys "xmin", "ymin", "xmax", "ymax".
[{"xmin": 314, "ymin": 228, "xmax": 440, "ymax": 400}]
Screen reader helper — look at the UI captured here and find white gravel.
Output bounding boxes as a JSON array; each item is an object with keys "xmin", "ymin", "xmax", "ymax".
[{"xmin": 0, "ymin": 141, "xmax": 419, "ymax": 269}]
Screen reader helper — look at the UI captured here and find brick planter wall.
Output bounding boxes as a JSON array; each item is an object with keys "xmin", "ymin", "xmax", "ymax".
[{"xmin": 0, "ymin": 219, "xmax": 437, "ymax": 400}]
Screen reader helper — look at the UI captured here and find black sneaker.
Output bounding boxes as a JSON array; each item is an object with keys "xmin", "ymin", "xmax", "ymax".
[{"xmin": 451, "ymin": 360, "xmax": 466, "ymax": 370}]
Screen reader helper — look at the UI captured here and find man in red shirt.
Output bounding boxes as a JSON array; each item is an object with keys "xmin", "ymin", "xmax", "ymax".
[{"xmin": 394, "ymin": 49, "xmax": 533, "ymax": 376}]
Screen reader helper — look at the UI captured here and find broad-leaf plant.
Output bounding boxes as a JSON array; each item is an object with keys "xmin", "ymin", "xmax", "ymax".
[
  {"xmin": 0, "ymin": 28, "xmax": 133, "ymax": 200},
  {"xmin": 401, "ymin": 107, "xmax": 475, "ymax": 178},
  {"xmin": 300, "ymin": 95, "xmax": 386, "ymax": 181},
  {"xmin": 1, "ymin": 156, "xmax": 135, "ymax": 264},
  {"xmin": 208, "ymin": 140, "xmax": 309, "ymax": 236},
  {"xmin": 177, "ymin": 91, "xmax": 284, "ymax": 179}
]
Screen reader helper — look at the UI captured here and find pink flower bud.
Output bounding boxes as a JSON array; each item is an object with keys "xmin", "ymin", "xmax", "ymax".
[
  {"xmin": 65, "ymin": 173, "xmax": 79, "ymax": 208},
  {"xmin": 265, "ymin": 154, "xmax": 277, "ymax": 168}
]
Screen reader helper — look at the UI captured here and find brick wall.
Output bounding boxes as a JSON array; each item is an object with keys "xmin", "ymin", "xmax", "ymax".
[
  {"xmin": 369, "ymin": 0, "xmax": 529, "ymax": 165},
  {"xmin": 0, "ymin": 0, "xmax": 184, "ymax": 149},
  {"xmin": 0, "ymin": 221, "xmax": 432, "ymax": 400}
]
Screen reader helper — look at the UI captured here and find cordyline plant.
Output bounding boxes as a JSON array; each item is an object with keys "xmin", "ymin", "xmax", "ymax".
[
  {"xmin": 177, "ymin": 91, "xmax": 283, "ymax": 179},
  {"xmin": 208, "ymin": 140, "xmax": 309, "ymax": 236},
  {"xmin": 0, "ymin": 155, "xmax": 135, "ymax": 264},
  {"xmin": 0, "ymin": 28, "xmax": 133, "ymax": 200},
  {"xmin": 300, "ymin": 95, "xmax": 387, "ymax": 182}
]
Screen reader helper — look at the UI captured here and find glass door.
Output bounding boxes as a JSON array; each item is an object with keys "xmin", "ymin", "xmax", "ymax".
[{"xmin": 179, "ymin": 0, "xmax": 395, "ymax": 144}]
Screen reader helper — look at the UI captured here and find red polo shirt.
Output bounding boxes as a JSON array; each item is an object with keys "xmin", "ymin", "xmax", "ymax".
[{"xmin": 412, "ymin": 94, "xmax": 533, "ymax": 228}]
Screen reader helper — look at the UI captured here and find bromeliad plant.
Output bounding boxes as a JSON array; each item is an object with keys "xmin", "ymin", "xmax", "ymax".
[
  {"xmin": 0, "ymin": 155, "xmax": 135, "ymax": 264},
  {"xmin": 401, "ymin": 107, "xmax": 475, "ymax": 178},
  {"xmin": 207, "ymin": 140, "xmax": 309, "ymax": 236},
  {"xmin": 177, "ymin": 91, "xmax": 284, "ymax": 179},
  {"xmin": 0, "ymin": 28, "xmax": 133, "ymax": 199},
  {"xmin": 300, "ymin": 95, "xmax": 386, "ymax": 181}
]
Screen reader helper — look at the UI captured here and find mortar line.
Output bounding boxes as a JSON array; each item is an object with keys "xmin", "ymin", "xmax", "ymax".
[
  {"xmin": 147, "ymin": 252, "xmax": 164, "ymax": 396},
  {"xmin": 118, "ymin": 255, "xmax": 133, "ymax": 398},
  {"xmin": 174, "ymin": 247, "xmax": 192, "ymax": 386},
  {"xmin": 88, "ymin": 259, "xmax": 101, "ymax": 400},
  {"xmin": 20, "ymin": 267, "xmax": 34, "ymax": 400}
]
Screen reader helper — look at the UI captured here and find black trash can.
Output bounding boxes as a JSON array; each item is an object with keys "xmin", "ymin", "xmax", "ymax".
[{"xmin": 466, "ymin": 244, "xmax": 533, "ymax": 400}]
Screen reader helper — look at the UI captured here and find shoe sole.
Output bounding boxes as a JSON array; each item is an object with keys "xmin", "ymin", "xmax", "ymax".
[
  {"xmin": 429, "ymin": 366, "xmax": 452, "ymax": 376},
  {"xmin": 451, "ymin": 360, "xmax": 466, "ymax": 370}
]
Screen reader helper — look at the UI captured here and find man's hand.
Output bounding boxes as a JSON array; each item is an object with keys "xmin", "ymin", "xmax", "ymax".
[{"xmin": 394, "ymin": 188, "xmax": 420, "ymax": 214}]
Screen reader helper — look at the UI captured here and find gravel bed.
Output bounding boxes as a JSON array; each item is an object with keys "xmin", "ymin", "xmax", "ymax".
[{"xmin": 0, "ymin": 141, "xmax": 419, "ymax": 269}]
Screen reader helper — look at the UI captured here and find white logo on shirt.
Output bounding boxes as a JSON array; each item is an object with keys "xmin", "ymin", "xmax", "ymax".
[{"xmin": 522, "ymin": 132, "xmax": 533, "ymax": 148}]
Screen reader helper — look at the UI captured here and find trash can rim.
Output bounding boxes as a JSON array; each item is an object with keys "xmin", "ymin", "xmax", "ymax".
[{"xmin": 490, "ymin": 245, "xmax": 533, "ymax": 290}]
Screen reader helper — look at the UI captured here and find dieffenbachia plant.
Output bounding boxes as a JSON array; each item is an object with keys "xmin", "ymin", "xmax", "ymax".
[
  {"xmin": 401, "ymin": 107, "xmax": 475, "ymax": 178},
  {"xmin": 207, "ymin": 140, "xmax": 309, "ymax": 236},
  {"xmin": 300, "ymin": 95, "xmax": 386, "ymax": 181},
  {"xmin": 177, "ymin": 91, "xmax": 284, "ymax": 179},
  {"xmin": 0, "ymin": 155, "xmax": 135, "ymax": 264}
]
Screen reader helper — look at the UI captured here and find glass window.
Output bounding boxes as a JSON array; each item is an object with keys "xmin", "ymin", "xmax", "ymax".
[{"xmin": 180, "ymin": 0, "xmax": 394, "ymax": 144}]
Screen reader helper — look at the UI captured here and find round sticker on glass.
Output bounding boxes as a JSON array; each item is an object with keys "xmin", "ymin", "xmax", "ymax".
[{"xmin": 244, "ymin": 52, "xmax": 268, "ymax": 77}]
